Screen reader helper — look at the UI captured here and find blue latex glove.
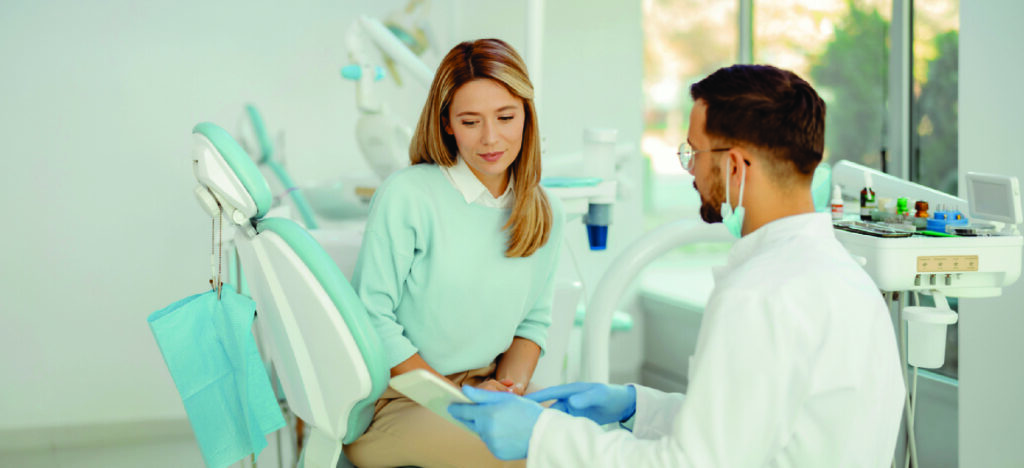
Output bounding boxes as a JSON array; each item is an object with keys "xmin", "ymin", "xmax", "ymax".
[
  {"xmin": 448, "ymin": 385, "xmax": 543, "ymax": 460},
  {"xmin": 525, "ymin": 382, "xmax": 636, "ymax": 425}
]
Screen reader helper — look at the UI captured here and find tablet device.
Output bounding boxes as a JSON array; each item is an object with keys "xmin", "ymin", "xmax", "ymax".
[{"xmin": 389, "ymin": 369, "xmax": 475, "ymax": 432}]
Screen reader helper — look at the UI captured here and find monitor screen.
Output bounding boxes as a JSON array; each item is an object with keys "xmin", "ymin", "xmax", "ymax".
[
  {"xmin": 968, "ymin": 173, "xmax": 1022, "ymax": 224},
  {"xmin": 973, "ymin": 180, "xmax": 1011, "ymax": 218}
]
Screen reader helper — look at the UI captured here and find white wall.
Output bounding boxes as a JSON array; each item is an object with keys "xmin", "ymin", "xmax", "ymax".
[
  {"xmin": 958, "ymin": 1, "xmax": 1024, "ymax": 465},
  {"xmin": 0, "ymin": 0, "xmax": 643, "ymax": 443}
]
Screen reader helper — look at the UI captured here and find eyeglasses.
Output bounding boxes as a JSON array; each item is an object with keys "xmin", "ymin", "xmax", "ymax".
[{"xmin": 678, "ymin": 142, "xmax": 731, "ymax": 171}]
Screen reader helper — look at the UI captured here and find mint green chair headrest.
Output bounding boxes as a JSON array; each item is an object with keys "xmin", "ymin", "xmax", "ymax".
[
  {"xmin": 256, "ymin": 217, "xmax": 390, "ymax": 443},
  {"xmin": 193, "ymin": 122, "xmax": 273, "ymax": 219},
  {"xmin": 245, "ymin": 104, "xmax": 274, "ymax": 165}
]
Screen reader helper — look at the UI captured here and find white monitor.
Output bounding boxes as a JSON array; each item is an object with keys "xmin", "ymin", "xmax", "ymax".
[{"xmin": 966, "ymin": 172, "xmax": 1023, "ymax": 225}]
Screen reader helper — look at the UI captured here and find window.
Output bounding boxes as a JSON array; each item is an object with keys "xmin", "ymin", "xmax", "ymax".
[
  {"xmin": 642, "ymin": 0, "xmax": 737, "ymax": 229},
  {"xmin": 756, "ymin": 0, "xmax": 892, "ymax": 171},
  {"xmin": 911, "ymin": 1, "xmax": 959, "ymax": 195}
]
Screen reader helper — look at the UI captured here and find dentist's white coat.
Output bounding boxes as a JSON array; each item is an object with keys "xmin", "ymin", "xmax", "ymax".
[{"xmin": 528, "ymin": 213, "xmax": 905, "ymax": 467}]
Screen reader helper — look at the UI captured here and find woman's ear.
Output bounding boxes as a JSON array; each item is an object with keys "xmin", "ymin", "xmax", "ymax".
[{"xmin": 442, "ymin": 116, "xmax": 453, "ymax": 135}]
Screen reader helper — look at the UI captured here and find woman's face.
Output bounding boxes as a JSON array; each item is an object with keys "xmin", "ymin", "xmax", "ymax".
[{"xmin": 445, "ymin": 78, "xmax": 525, "ymax": 196}]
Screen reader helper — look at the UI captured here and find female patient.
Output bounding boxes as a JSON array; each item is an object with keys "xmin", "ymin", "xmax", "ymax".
[{"xmin": 343, "ymin": 38, "xmax": 564, "ymax": 468}]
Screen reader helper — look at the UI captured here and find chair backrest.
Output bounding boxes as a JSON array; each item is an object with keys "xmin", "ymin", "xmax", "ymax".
[{"xmin": 191, "ymin": 122, "xmax": 389, "ymax": 463}]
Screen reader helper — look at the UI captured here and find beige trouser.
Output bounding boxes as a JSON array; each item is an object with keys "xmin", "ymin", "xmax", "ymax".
[{"xmin": 343, "ymin": 362, "xmax": 527, "ymax": 468}]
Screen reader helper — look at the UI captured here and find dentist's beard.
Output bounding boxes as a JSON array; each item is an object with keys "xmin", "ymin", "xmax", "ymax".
[{"xmin": 695, "ymin": 164, "xmax": 724, "ymax": 223}]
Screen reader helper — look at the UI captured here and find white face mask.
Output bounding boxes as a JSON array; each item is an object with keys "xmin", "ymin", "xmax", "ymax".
[{"xmin": 720, "ymin": 156, "xmax": 746, "ymax": 238}]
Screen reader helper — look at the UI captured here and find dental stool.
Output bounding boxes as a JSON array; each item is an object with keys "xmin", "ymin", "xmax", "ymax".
[{"xmin": 192, "ymin": 122, "xmax": 389, "ymax": 467}]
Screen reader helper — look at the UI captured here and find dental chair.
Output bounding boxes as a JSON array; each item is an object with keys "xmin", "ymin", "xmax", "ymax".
[{"xmin": 192, "ymin": 121, "xmax": 389, "ymax": 467}]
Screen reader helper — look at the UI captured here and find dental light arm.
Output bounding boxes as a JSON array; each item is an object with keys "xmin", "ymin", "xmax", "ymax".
[
  {"xmin": 343, "ymin": 15, "xmax": 434, "ymax": 182},
  {"xmin": 345, "ymin": 15, "xmax": 432, "ymax": 114},
  {"xmin": 358, "ymin": 16, "xmax": 432, "ymax": 87}
]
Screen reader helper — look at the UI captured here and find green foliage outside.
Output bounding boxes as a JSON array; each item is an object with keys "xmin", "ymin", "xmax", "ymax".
[
  {"xmin": 808, "ymin": 0, "xmax": 958, "ymax": 194},
  {"xmin": 809, "ymin": 1, "xmax": 889, "ymax": 170},
  {"xmin": 914, "ymin": 30, "xmax": 959, "ymax": 194}
]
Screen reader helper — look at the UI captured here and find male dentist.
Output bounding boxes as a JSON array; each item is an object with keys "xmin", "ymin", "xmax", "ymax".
[{"xmin": 448, "ymin": 64, "xmax": 905, "ymax": 467}]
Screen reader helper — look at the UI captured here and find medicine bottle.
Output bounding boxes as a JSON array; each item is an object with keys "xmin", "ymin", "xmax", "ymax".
[
  {"xmin": 897, "ymin": 197, "xmax": 909, "ymax": 217},
  {"xmin": 860, "ymin": 173, "xmax": 876, "ymax": 221},
  {"xmin": 914, "ymin": 200, "xmax": 929, "ymax": 218},
  {"xmin": 831, "ymin": 185, "xmax": 844, "ymax": 221}
]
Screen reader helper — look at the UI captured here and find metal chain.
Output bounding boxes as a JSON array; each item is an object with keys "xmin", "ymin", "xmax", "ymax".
[
  {"xmin": 209, "ymin": 199, "xmax": 224, "ymax": 299},
  {"xmin": 210, "ymin": 214, "xmax": 216, "ymax": 291},
  {"xmin": 217, "ymin": 208, "xmax": 223, "ymax": 299}
]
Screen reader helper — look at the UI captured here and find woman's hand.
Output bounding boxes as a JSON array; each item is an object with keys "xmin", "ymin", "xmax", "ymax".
[
  {"xmin": 475, "ymin": 378, "xmax": 519, "ymax": 394},
  {"xmin": 493, "ymin": 337, "xmax": 539, "ymax": 396},
  {"xmin": 498, "ymin": 378, "xmax": 526, "ymax": 396}
]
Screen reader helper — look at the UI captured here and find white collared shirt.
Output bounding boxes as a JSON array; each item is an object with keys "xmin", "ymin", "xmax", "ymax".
[{"xmin": 440, "ymin": 156, "xmax": 514, "ymax": 209}]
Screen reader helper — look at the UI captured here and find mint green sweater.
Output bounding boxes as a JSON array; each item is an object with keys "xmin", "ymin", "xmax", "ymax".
[{"xmin": 352, "ymin": 164, "xmax": 565, "ymax": 375}]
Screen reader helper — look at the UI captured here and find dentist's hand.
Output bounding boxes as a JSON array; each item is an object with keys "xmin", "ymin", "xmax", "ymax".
[
  {"xmin": 448, "ymin": 386, "xmax": 543, "ymax": 460},
  {"xmin": 525, "ymin": 382, "xmax": 636, "ymax": 425}
]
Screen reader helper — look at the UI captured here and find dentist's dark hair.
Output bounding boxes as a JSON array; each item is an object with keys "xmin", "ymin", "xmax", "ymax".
[
  {"xmin": 691, "ymin": 64, "xmax": 826, "ymax": 182},
  {"xmin": 410, "ymin": 38, "xmax": 551, "ymax": 258}
]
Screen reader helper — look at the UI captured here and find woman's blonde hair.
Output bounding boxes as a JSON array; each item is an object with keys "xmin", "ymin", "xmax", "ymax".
[{"xmin": 410, "ymin": 38, "xmax": 552, "ymax": 258}]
